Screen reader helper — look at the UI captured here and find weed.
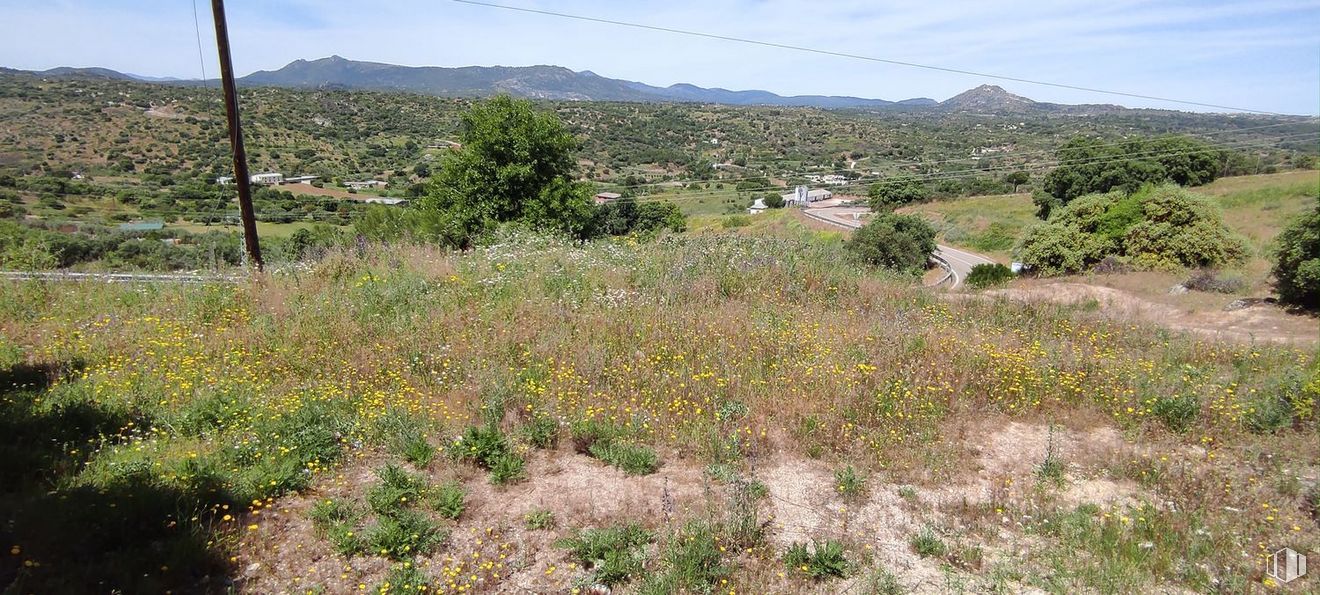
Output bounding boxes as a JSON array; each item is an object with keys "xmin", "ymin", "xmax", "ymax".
[
  {"xmin": 451, "ymin": 423, "xmax": 511, "ymax": 468},
  {"xmin": 557, "ymin": 523, "xmax": 652, "ymax": 587},
  {"xmin": 725, "ymin": 478, "xmax": 766, "ymax": 548},
  {"xmin": 589, "ymin": 441, "xmax": 660, "ymax": 475},
  {"xmin": 367, "ymin": 509, "xmax": 446, "ymax": 560},
  {"xmin": 835, "ymin": 465, "xmax": 866, "ymax": 500},
  {"xmin": 1035, "ymin": 427, "xmax": 1066, "ymax": 485},
  {"xmin": 377, "ymin": 563, "xmax": 432, "ymax": 592},
  {"xmin": 569, "ymin": 418, "xmax": 627, "ymax": 453},
  {"xmin": 1151, "ymin": 394, "xmax": 1200, "ymax": 433},
  {"xmin": 520, "ymin": 414, "xmax": 559, "ymax": 449},
  {"xmin": 400, "ymin": 434, "xmax": 437, "ymax": 467},
  {"xmin": 909, "ymin": 529, "xmax": 947, "ymax": 558},
  {"xmin": 368, "ymin": 463, "xmax": 428, "ymax": 517},
  {"xmin": 784, "ymin": 540, "xmax": 851, "ymax": 580},
  {"xmin": 488, "ymin": 451, "xmax": 527, "ymax": 485},
  {"xmin": 524, "ymin": 509, "xmax": 556, "ymax": 530},
  {"xmin": 1243, "ymin": 395, "xmax": 1295, "ymax": 434},
  {"xmin": 898, "ymin": 486, "xmax": 918, "ymax": 501},
  {"xmin": 308, "ymin": 498, "xmax": 366, "ymax": 556},
  {"xmin": 430, "ymin": 480, "xmax": 465, "ymax": 520},
  {"xmin": 861, "ymin": 566, "xmax": 905, "ymax": 595},
  {"xmin": 640, "ymin": 521, "xmax": 727, "ymax": 593}
]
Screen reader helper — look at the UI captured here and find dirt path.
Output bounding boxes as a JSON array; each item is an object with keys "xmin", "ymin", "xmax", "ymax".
[{"xmin": 983, "ymin": 282, "xmax": 1318, "ymax": 345}]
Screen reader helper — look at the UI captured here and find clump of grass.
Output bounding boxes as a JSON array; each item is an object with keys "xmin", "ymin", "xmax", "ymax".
[
  {"xmin": 524, "ymin": 509, "xmax": 556, "ymax": 530},
  {"xmin": 909, "ymin": 528, "xmax": 947, "ymax": 558},
  {"xmin": 430, "ymin": 480, "xmax": 465, "ymax": 520},
  {"xmin": 834, "ymin": 465, "xmax": 866, "ymax": 500},
  {"xmin": 569, "ymin": 418, "xmax": 628, "ymax": 453},
  {"xmin": 520, "ymin": 413, "xmax": 559, "ymax": 449},
  {"xmin": 489, "ymin": 451, "xmax": 527, "ymax": 485},
  {"xmin": 375, "ymin": 409, "xmax": 436, "ymax": 467},
  {"xmin": 377, "ymin": 563, "xmax": 431, "ymax": 592},
  {"xmin": 1243, "ymin": 395, "xmax": 1295, "ymax": 434},
  {"xmin": 368, "ymin": 463, "xmax": 428, "ymax": 517},
  {"xmin": 783, "ymin": 540, "xmax": 851, "ymax": 580},
  {"xmin": 639, "ymin": 521, "xmax": 727, "ymax": 594},
  {"xmin": 557, "ymin": 523, "xmax": 652, "ymax": 587},
  {"xmin": 452, "ymin": 423, "xmax": 527, "ymax": 484},
  {"xmin": 724, "ymin": 478, "xmax": 767, "ymax": 548},
  {"xmin": 308, "ymin": 498, "xmax": 366, "ymax": 556},
  {"xmin": 366, "ymin": 509, "xmax": 446, "ymax": 560},
  {"xmin": 588, "ymin": 441, "xmax": 659, "ymax": 475},
  {"xmin": 862, "ymin": 567, "xmax": 905, "ymax": 594}
]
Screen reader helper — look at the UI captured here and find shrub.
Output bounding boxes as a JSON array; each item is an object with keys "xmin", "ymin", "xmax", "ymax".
[
  {"xmin": 783, "ymin": 540, "xmax": 851, "ymax": 580},
  {"xmin": 524, "ymin": 509, "xmax": 556, "ymax": 530},
  {"xmin": 431, "ymin": 480, "xmax": 465, "ymax": 520},
  {"xmin": 1243, "ymin": 396, "xmax": 1294, "ymax": 434},
  {"xmin": 558, "ymin": 523, "xmax": 652, "ymax": 587},
  {"xmin": 488, "ymin": 451, "xmax": 527, "ymax": 485},
  {"xmin": 845, "ymin": 213, "xmax": 937, "ymax": 274},
  {"xmin": 588, "ymin": 441, "xmax": 660, "ymax": 475},
  {"xmin": 451, "ymin": 423, "xmax": 525, "ymax": 483},
  {"xmin": 569, "ymin": 418, "xmax": 628, "ymax": 453},
  {"xmin": 640, "ymin": 521, "xmax": 727, "ymax": 593},
  {"xmin": 722, "ymin": 215, "xmax": 751, "ymax": 229},
  {"xmin": 1272, "ymin": 198, "xmax": 1320, "ymax": 308},
  {"xmin": 965, "ymin": 263, "xmax": 1014, "ymax": 288},
  {"xmin": 909, "ymin": 529, "xmax": 947, "ymax": 558}
]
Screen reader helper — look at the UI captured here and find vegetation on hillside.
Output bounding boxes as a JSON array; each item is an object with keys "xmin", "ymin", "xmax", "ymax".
[
  {"xmin": 1, "ymin": 232, "xmax": 1315, "ymax": 592},
  {"xmin": 1017, "ymin": 184, "xmax": 1247, "ymax": 275},
  {"xmin": 1035, "ymin": 135, "xmax": 1227, "ymax": 218},
  {"xmin": 1273, "ymin": 196, "xmax": 1320, "ymax": 308},
  {"xmin": 845, "ymin": 213, "xmax": 937, "ymax": 273}
]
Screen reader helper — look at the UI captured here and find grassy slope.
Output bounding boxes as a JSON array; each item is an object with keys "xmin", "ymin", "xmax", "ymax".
[{"xmin": 1, "ymin": 232, "xmax": 1316, "ymax": 593}]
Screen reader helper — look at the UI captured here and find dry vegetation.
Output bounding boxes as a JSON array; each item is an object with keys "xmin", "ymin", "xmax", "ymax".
[{"xmin": 2, "ymin": 231, "xmax": 1317, "ymax": 593}]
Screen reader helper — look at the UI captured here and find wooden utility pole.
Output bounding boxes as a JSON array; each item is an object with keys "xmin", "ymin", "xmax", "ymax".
[{"xmin": 210, "ymin": 0, "xmax": 262, "ymax": 270}]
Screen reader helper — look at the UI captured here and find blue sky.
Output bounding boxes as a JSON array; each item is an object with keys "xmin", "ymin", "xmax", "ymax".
[{"xmin": 1, "ymin": 0, "xmax": 1318, "ymax": 114}]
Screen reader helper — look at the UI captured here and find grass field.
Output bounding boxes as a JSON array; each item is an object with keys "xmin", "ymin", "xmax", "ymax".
[{"xmin": 1, "ymin": 231, "xmax": 1316, "ymax": 593}]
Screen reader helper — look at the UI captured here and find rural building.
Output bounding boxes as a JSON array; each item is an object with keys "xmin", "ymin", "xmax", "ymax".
[
  {"xmin": 594, "ymin": 192, "xmax": 622, "ymax": 205},
  {"xmin": 747, "ymin": 198, "xmax": 768, "ymax": 214},
  {"xmin": 284, "ymin": 175, "xmax": 319, "ymax": 185},
  {"xmin": 216, "ymin": 176, "xmax": 234, "ymax": 186},
  {"xmin": 780, "ymin": 185, "xmax": 832, "ymax": 206},
  {"xmin": 359, "ymin": 197, "xmax": 408, "ymax": 206},
  {"xmin": 345, "ymin": 180, "xmax": 388, "ymax": 190},
  {"xmin": 250, "ymin": 172, "xmax": 284, "ymax": 185}
]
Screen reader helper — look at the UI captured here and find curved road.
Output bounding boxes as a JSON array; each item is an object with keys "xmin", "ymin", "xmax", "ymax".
[{"xmin": 801, "ymin": 206, "xmax": 997, "ymax": 289}]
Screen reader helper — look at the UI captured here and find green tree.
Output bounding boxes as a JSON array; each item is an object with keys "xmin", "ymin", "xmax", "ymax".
[
  {"xmin": 1273, "ymin": 198, "xmax": 1320, "ymax": 308},
  {"xmin": 1039, "ymin": 136, "xmax": 1223, "ymax": 218},
  {"xmin": 1005, "ymin": 171, "xmax": 1029, "ymax": 193},
  {"xmin": 762, "ymin": 193, "xmax": 785, "ymax": 209},
  {"xmin": 845, "ymin": 213, "xmax": 936, "ymax": 273},
  {"xmin": 419, "ymin": 96, "xmax": 594, "ymax": 246},
  {"xmin": 868, "ymin": 177, "xmax": 929, "ymax": 211}
]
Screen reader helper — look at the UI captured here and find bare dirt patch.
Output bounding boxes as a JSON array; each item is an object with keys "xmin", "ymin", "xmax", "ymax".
[{"xmin": 985, "ymin": 281, "xmax": 1317, "ymax": 345}]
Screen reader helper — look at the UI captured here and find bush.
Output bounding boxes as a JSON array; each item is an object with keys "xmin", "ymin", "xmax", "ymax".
[
  {"xmin": 845, "ymin": 213, "xmax": 936, "ymax": 274},
  {"xmin": 722, "ymin": 215, "xmax": 752, "ymax": 229},
  {"xmin": 366, "ymin": 509, "xmax": 446, "ymax": 560},
  {"xmin": 1244, "ymin": 396, "xmax": 1295, "ymax": 434},
  {"xmin": 640, "ymin": 521, "xmax": 727, "ymax": 593},
  {"xmin": 519, "ymin": 414, "xmax": 559, "ymax": 449},
  {"xmin": 909, "ymin": 529, "xmax": 947, "ymax": 558},
  {"xmin": 966, "ymin": 263, "xmax": 1014, "ymax": 288},
  {"xmin": 367, "ymin": 464, "xmax": 428, "ymax": 517},
  {"xmin": 488, "ymin": 451, "xmax": 527, "ymax": 484},
  {"xmin": 1152, "ymin": 394, "xmax": 1201, "ymax": 433},
  {"xmin": 1272, "ymin": 198, "xmax": 1320, "ymax": 308},
  {"xmin": 524, "ymin": 509, "xmax": 556, "ymax": 530}
]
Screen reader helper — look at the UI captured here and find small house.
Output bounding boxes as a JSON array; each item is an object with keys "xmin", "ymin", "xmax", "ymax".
[
  {"xmin": 250, "ymin": 172, "xmax": 283, "ymax": 185},
  {"xmin": 594, "ymin": 192, "xmax": 623, "ymax": 205}
]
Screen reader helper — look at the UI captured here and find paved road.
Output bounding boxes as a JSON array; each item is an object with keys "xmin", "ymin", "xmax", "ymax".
[{"xmin": 800, "ymin": 206, "xmax": 997, "ymax": 289}]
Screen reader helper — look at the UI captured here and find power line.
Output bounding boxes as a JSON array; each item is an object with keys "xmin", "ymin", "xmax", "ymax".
[
  {"xmin": 190, "ymin": 0, "xmax": 208, "ymax": 84},
  {"xmin": 452, "ymin": 0, "xmax": 1284, "ymax": 115}
]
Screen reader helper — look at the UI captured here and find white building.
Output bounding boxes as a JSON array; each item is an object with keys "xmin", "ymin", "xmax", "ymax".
[
  {"xmin": 250, "ymin": 172, "xmax": 283, "ymax": 185},
  {"xmin": 345, "ymin": 180, "xmax": 388, "ymax": 190},
  {"xmin": 747, "ymin": 198, "xmax": 768, "ymax": 215},
  {"xmin": 216, "ymin": 176, "xmax": 234, "ymax": 186},
  {"xmin": 284, "ymin": 175, "xmax": 319, "ymax": 185},
  {"xmin": 780, "ymin": 186, "xmax": 833, "ymax": 206}
]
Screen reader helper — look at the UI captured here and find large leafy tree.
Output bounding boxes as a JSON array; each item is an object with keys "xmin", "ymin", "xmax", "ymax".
[
  {"xmin": 420, "ymin": 96, "xmax": 596, "ymax": 245},
  {"xmin": 1273, "ymin": 197, "xmax": 1320, "ymax": 308},
  {"xmin": 868, "ymin": 176, "xmax": 930, "ymax": 211},
  {"xmin": 1037, "ymin": 136, "xmax": 1223, "ymax": 218},
  {"xmin": 845, "ymin": 213, "xmax": 936, "ymax": 273}
]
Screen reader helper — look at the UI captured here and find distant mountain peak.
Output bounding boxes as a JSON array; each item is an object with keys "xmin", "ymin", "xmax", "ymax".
[{"xmin": 941, "ymin": 84, "xmax": 1035, "ymax": 111}]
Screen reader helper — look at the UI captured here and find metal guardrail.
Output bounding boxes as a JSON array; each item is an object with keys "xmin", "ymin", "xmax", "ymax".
[{"xmin": 0, "ymin": 271, "xmax": 244, "ymax": 284}]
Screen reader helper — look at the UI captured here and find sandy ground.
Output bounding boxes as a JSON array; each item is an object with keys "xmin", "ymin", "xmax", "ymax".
[{"xmin": 982, "ymin": 281, "xmax": 1318, "ymax": 345}]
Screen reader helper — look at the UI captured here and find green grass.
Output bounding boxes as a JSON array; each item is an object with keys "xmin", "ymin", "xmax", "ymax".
[
  {"xmin": 430, "ymin": 480, "xmax": 466, "ymax": 520},
  {"xmin": 909, "ymin": 529, "xmax": 948, "ymax": 559},
  {"xmin": 834, "ymin": 465, "xmax": 866, "ymax": 500},
  {"xmin": 366, "ymin": 509, "xmax": 446, "ymax": 560},
  {"xmin": 899, "ymin": 193, "xmax": 1034, "ymax": 261},
  {"xmin": 367, "ymin": 463, "xmax": 428, "ymax": 517},
  {"xmin": 588, "ymin": 441, "xmax": 660, "ymax": 475},
  {"xmin": 557, "ymin": 523, "xmax": 653, "ymax": 587}
]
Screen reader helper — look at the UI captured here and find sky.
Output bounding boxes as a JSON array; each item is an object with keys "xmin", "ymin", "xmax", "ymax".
[{"xmin": 1, "ymin": 0, "xmax": 1318, "ymax": 114}]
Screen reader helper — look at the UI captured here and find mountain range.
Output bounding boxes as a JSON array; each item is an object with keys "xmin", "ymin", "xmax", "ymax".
[{"xmin": 6, "ymin": 56, "xmax": 1112, "ymax": 113}]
